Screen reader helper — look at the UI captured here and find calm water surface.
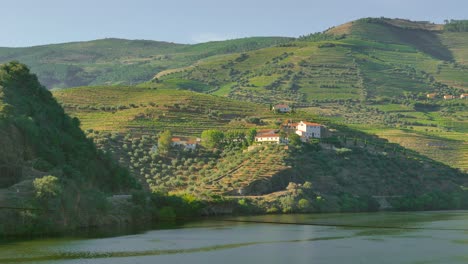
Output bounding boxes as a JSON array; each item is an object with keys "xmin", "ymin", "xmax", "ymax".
[{"xmin": 1, "ymin": 211, "xmax": 468, "ymax": 264}]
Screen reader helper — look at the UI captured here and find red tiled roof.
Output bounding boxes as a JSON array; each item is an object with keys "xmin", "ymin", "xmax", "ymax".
[
  {"xmin": 301, "ymin": 121, "xmax": 322, "ymax": 126},
  {"xmin": 171, "ymin": 137, "xmax": 199, "ymax": 144},
  {"xmin": 258, "ymin": 129, "xmax": 275, "ymax": 133},
  {"xmin": 256, "ymin": 134, "xmax": 280, "ymax": 138}
]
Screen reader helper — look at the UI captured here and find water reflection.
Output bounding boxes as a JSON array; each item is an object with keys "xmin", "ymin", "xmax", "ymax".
[{"xmin": 0, "ymin": 211, "xmax": 467, "ymax": 264}]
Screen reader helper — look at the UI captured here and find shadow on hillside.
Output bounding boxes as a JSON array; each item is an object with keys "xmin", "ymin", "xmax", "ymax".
[{"xmin": 389, "ymin": 24, "xmax": 454, "ymax": 61}]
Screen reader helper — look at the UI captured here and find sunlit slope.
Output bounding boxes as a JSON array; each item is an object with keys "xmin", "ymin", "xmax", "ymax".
[
  {"xmin": 157, "ymin": 18, "xmax": 468, "ymax": 104},
  {"xmin": 0, "ymin": 37, "xmax": 293, "ymax": 89},
  {"xmin": 53, "ymin": 85, "xmax": 279, "ymax": 135}
]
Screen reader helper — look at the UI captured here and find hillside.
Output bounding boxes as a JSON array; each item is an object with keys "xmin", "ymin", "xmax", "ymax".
[
  {"xmin": 52, "ymin": 84, "xmax": 468, "ymax": 214},
  {"xmin": 0, "ymin": 62, "xmax": 135, "ymax": 235},
  {"xmin": 158, "ymin": 18, "xmax": 467, "ymax": 103},
  {"xmin": 153, "ymin": 18, "xmax": 468, "ymax": 171},
  {"xmin": 2, "ymin": 17, "xmax": 468, "ymax": 219},
  {"xmin": 0, "ymin": 37, "xmax": 293, "ymax": 89}
]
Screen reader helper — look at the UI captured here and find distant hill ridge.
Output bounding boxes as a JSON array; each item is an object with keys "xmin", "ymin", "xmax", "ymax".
[{"xmin": 0, "ymin": 37, "xmax": 293, "ymax": 89}]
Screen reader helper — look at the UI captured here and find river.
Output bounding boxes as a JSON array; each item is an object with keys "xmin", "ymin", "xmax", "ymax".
[{"xmin": 1, "ymin": 211, "xmax": 468, "ymax": 264}]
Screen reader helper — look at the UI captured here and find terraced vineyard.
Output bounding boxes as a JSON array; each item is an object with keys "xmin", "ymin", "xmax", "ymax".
[
  {"xmin": 53, "ymin": 86, "xmax": 287, "ymax": 135},
  {"xmin": 371, "ymin": 129, "xmax": 468, "ymax": 170},
  {"xmin": 305, "ymin": 100, "xmax": 468, "ymax": 171}
]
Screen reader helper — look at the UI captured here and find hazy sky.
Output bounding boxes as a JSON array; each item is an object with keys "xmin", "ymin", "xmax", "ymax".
[{"xmin": 1, "ymin": 0, "xmax": 467, "ymax": 47}]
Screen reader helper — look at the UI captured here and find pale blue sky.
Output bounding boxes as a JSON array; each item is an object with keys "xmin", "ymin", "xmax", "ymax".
[{"xmin": 1, "ymin": 0, "xmax": 467, "ymax": 47}]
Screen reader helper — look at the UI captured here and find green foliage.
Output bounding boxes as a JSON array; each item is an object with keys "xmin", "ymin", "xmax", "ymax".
[
  {"xmin": 33, "ymin": 175, "xmax": 62, "ymax": 199},
  {"xmin": 0, "ymin": 37, "xmax": 292, "ymax": 89},
  {"xmin": 297, "ymin": 198, "xmax": 311, "ymax": 211},
  {"xmin": 158, "ymin": 206, "xmax": 176, "ymax": 220},
  {"xmin": 150, "ymin": 192, "xmax": 204, "ymax": 218},
  {"xmin": 391, "ymin": 191, "xmax": 468, "ymax": 211},
  {"xmin": 279, "ymin": 195, "xmax": 295, "ymax": 213},
  {"xmin": 246, "ymin": 128, "xmax": 257, "ymax": 145},
  {"xmin": 0, "ymin": 62, "xmax": 135, "ymax": 192},
  {"xmin": 201, "ymin": 129, "xmax": 224, "ymax": 149},
  {"xmin": 32, "ymin": 159, "xmax": 54, "ymax": 172},
  {"xmin": 131, "ymin": 190, "xmax": 148, "ymax": 206},
  {"xmin": 288, "ymin": 133, "xmax": 302, "ymax": 147},
  {"xmin": 158, "ymin": 130, "xmax": 172, "ymax": 155},
  {"xmin": 444, "ymin": 20, "xmax": 468, "ymax": 32},
  {"xmin": 335, "ymin": 148, "xmax": 352, "ymax": 156},
  {"xmin": 302, "ymin": 181, "xmax": 313, "ymax": 189},
  {"xmin": 0, "ymin": 62, "xmax": 140, "ymax": 235},
  {"xmin": 338, "ymin": 194, "xmax": 379, "ymax": 212}
]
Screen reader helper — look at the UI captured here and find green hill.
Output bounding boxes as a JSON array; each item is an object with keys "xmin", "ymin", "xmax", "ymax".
[
  {"xmin": 156, "ymin": 18, "xmax": 467, "ymax": 103},
  {"xmin": 52, "ymin": 83, "xmax": 468, "ymax": 214},
  {"xmin": 0, "ymin": 37, "xmax": 293, "ymax": 89},
  {"xmin": 0, "ymin": 62, "xmax": 135, "ymax": 234},
  {"xmin": 151, "ymin": 18, "xmax": 467, "ymax": 171},
  {"xmin": 2, "ymin": 17, "xmax": 468, "ymax": 220}
]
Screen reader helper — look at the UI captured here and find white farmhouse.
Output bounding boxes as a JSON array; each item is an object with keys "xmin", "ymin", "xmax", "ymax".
[
  {"xmin": 296, "ymin": 121, "xmax": 324, "ymax": 139},
  {"xmin": 255, "ymin": 129, "xmax": 285, "ymax": 144},
  {"xmin": 255, "ymin": 134, "xmax": 281, "ymax": 143},
  {"xmin": 171, "ymin": 137, "xmax": 200, "ymax": 150},
  {"xmin": 273, "ymin": 104, "xmax": 290, "ymax": 113}
]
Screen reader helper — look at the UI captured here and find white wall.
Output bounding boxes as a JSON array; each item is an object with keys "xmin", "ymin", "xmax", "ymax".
[{"xmin": 297, "ymin": 122, "xmax": 322, "ymax": 138}]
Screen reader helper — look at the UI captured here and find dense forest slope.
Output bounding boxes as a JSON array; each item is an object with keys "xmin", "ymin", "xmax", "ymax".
[
  {"xmin": 0, "ymin": 37, "xmax": 292, "ymax": 89},
  {"xmin": 0, "ymin": 62, "xmax": 135, "ymax": 234}
]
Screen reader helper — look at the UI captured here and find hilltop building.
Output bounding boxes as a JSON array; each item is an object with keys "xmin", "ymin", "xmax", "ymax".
[
  {"xmin": 273, "ymin": 104, "xmax": 291, "ymax": 113},
  {"xmin": 255, "ymin": 129, "xmax": 285, "ymax": 144},
  {"xmin": 171, "ymin": 137, "xmax": 200, "ymax": 150},
  {"xmin": 460, "ymin": 93, "xmax": 468, "ymax": 99},
  {"xmin": 255, "ymin": 121, "xmax": 327, "ymax": 144},
  {"xmin": 426, "ymin": 93, "xmax": 436, "ymax": 99},
  {"xmin": 295, "ymin": 121, "xmax": 325, "ymax": 140},
  {"xmin": 444, "ymin": 95, "xmax": 455, "ymax": 100},
  {"xmin": 281, "ymin": 120, "xmax": 298, "ymax": 131}
]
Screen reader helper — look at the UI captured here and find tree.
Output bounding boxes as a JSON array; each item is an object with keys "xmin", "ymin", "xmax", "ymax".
[
  {"xmin": 298, "ymin": 198, "xmax": 311, "ymax": 211},
  {"xmin": 289, "ymin": 133, "xmax": 302, "ymax": 146},
  {"xmin": 279, "ymin": 195, "xmax": 295, "ymax": 213},
  {"xmin": 302, "ymin": 181, "xmax": 313, "ymax": 189},
  {"xmin": 33, "ymin": 175, "xmax": 62, "ymax": 199},
  {"xmin": 225, "ymin": 130, "xmax": 245, "ymax": 143},
  {"xmin": 158, "ymin": 130, "xmax": 172, "ymax": 155},
  {"xmin": 246, "ymin": 128, "xmax": 257, "ymax": 145},
  {"xmin": 201, "ymin": 130, "xmax": 224, "ymax": 149}
]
